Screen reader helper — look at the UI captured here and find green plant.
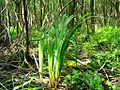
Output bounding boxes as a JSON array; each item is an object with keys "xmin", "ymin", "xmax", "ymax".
[
  {"xmin": 32, "ymin": 19, "xmax": 47, "ymax": 83},
  {"xmin": 80, "ymin": 26, "xmax": 120, "ymax": 90},
  {"xmin": 64, "ymin": 70, "xmax": 104, "ymax": 90},
  {"xmin": 85, "ymin": 70, "xmax": 104, "ymax": 90},
  {"xmin": 38, "ymin": 32, "xmax": 44, "ymax": 82},
  {"xmin": 63, "ymin": 69, "xmax": 82, "ymax": 89},
  {"xmin": 112, "ymin": 84, "xmax": 120, "ymax": 90},
  {"xmin": 47, "ymin": 15, "xmax": 74, "ymax": 88},
  {"xmin": 9, "ymin": 26, "xmax": 17, "ymax": 40},
  {"xmin": 90, "ymin": 26, "xmax": 120, "ymax": 50},
  {"xmin": 46, "ymin": 14, "xmax": 89, "ymax": 89},
  {"xmin": 83, "ymin": 26, "xmax": 120, "ymax": 71},
  {"xmin": 31, "ymin": 30, "xmax": 40, "ymax": 41}
]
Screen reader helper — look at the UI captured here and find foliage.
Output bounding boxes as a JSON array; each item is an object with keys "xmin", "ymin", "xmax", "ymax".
[
  {"xmin": 1, "ymin": 0, "xmax": 120, "ymax": 89},
  {"xmin": 63, "ymin": 69, "xmax": 82, "ymax": 89},
  {"xmin": 63, "ymin": 69, "xmax": 104, "ymax": 90},
  {"xmin": 77, "ymin": 26, "xmax": 120, "ymax": 90},
  {"xmin": 46, "ymin": 14, "xmax": 74, "ymax": 88},
  {"xmin": 85, "ymin": 70, "xmax": 104, "ymax": 90},
  {"xmin": 31, "ymin": 30, "xmax": 40, "ymax": 41},
  {"xmin": 9, "ymin": 26, "xmax": 17, "ymax": 40},
  {"xmin": 46, "ymin": 14, "xmax": 89, "ymax": 88},
  {"xmin": 38, "ymin": 32, "xmax": 44, "ymax": 82},
  {"xmin": 91, "ymin": 26, "xmax": 120, "ymax": 48},
  {"xmin": 83, "ymin": 26, "xmax": 120, "ymax": 71},
  {"xmin": 112, "ymin": 84, "xmax": 120, "ymax": 90}
]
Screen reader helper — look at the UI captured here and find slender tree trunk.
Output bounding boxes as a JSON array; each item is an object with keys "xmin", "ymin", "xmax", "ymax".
[
  {"xmin": 5, "ymin": 0, "xmax": 10, "ymax": 30},
  {"xmin": 85, "ymin": 0, "xmax": 89, "ymax": 41},
  {"xmin": 59, "ymin": 0, "xmax": 62, "ymax": 11},
  {"xmin": 103, "ymin": 0, "xmax": 107, "ymax": 26},
  {"xmin": 15, "ymin": 2, "xmax": 20, "ymax": 38},
  {"xmin": 0, "ymin": 10, "xmax": 1, "ymax": 25},
  {"xmin": 69, "ymin": 0, "xmax": 76, "ymax": 27},
  {"xmin": 110, "ymin": 5, "xmax": 112, "ymax": 20},
  {"xmin": 0, "ymin": 1, "xmax": 1, "ymax": 24},
  {"xmin": 40, "ymin": 0, "xmax": 42, "ymax": 26},
  {"xmin": 47, "ymin": 0, "xmax": 50, "ymax": 12},
  {"xmin": 115, "ymin": 1, "xmax": 120, "ymax": 27},
  {"xmin": 0, "ymin": 15, "xmax": 1, "ymax": 25},
  {"xmin": 23, "ymin": 0, "xmax": 30, "ymax": 59},
  {"xmin": 5, "ymin": 0, "xmax": 11, "ymax": 44},
  {"xmin": 90, "ymin": 0, "xmax": 95, "ymax": 33},
  {"xmin": 14, "ymin": 0, "xmax": 23, "ymax": 38},
  {"xmin": 81, "ymin": 0, "xmax": 84, "ymax": 16},
  {"xmin": 34, "ymin": 0, "xmax": 36, "ymax": 20}
]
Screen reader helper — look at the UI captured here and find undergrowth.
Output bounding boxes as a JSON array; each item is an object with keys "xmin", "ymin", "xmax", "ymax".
[{"xmin": 1, "ymin": 22, "xmax": 120, "ymax": 90}]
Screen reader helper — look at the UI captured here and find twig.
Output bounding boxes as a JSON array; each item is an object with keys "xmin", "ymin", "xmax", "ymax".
[
  {"xmin": 59, "ymin": 0, "xmax": 73, "ymax": 15},
  {"xmin": 31, "ymin": 49, "xmax": 39, "ymax": 71},
  {"xmin": 0, "ymin": 82, "xmax": 8, "ymax": 90},
  {"xmin": 98, "ymin": 61, "xmax": 109, "ymax": 79},
  {"xmin": 0, "ymin": 6, "xmax": 6, "ymax": 15}
]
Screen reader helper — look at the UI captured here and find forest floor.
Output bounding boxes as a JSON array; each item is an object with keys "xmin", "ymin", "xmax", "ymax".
[
  {"xmin": 0, "ymin": 44, "xmax": 66, "ymax": 90},
  {"xmin": 0, "ymin": 42, "xmax": 120, "ymax": 90}
]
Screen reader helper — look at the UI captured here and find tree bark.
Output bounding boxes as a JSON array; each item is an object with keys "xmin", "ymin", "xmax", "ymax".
[
  {"xmin": 69, "ymin": 0, "xmax": 76, "ymax": 27},
  {"xmin": 5, "ymin": 0, "xmax": 11, "ymax": 44},
  {"xmin": 103, "ymin": 0, "xmax": 107, "ymax": 26},
  {"xmin": 115, "ymin": 1, "xmax": 120, "ymax": 27},
  {"xmin": 23, "ymin": 0, "xmax": 30, "ymax": 59},
  {"xmin": 40, "ymin": 0, "xmax": 43, "ymax": 26},
  {"xmin": 81, "ymin": 0, "xmax": 84, "ymax": 16},
  {"xmin": 90, "ymin": 0, "xmax": 95, "ymax": 33}
]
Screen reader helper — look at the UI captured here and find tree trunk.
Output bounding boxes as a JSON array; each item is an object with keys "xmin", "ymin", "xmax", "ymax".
[
  {"xmin": 34, "ymin": 0, "xmax": 36, "ymax": 20},
  {"xmin": 90, "ymin": 0, "xmax": 95, "ymax": 33},
  {"xmin": 85, "ymin": 0, "xmax": 90, "ymax": 41},
  {"xmin": 115, "ymin": 1, "xmax": 120, "ymax": 27},
  {"xmin": 40, "ymin": 0, "xmax": 43, "ymax": 26},
  {"xmin": 69, "ymin": 0, "xmax": 76, "ymax": 27},
  {"xmin": 81, "ymin": 0, "xmax": 84, "ymax": 16},
  {"xmin": 23, "ymin": 0, "xmax": 30, "ymax": 60},
  {"xmin": 103, "ymin": 0, "xmax": 107, "ymax": 26},
  {"xmin": 59, "ymin": 0, "xmax": 62, "ymax": 11},
  {"xmin": 5, "ymin": 0, "xmax": 11, "ymax": 44}
]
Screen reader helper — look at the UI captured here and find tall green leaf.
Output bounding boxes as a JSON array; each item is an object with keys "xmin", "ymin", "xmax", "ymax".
[{"xmin": 59, "ymin": 14, "xmax": 90, "ymax": 76}]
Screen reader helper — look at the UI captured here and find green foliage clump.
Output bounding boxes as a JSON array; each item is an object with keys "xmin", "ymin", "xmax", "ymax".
[
  {"xmin": 45, "ymin": 14, "xmax": 89, "ymax": 88},
  {"xmin": 9, "ymin": 26, "xmax": 17, "ymax": 40},
  {"xmin": 91, "ymin": 26, "xmax": 120, "ymax": 48},
  {"xmin": 83, "ymin": 26, "xmax": 120, "ymax": 70},
  {"xmin": 63, "ymin": 70, "xmax": 104, "ymax": 90},
  {"xmin": 79, "ymin": 26, "xmax": 120, "ymax": 90},
  {"xmin": 31, "ymin": 30, "xmax": 40, "ymax": 41}
]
